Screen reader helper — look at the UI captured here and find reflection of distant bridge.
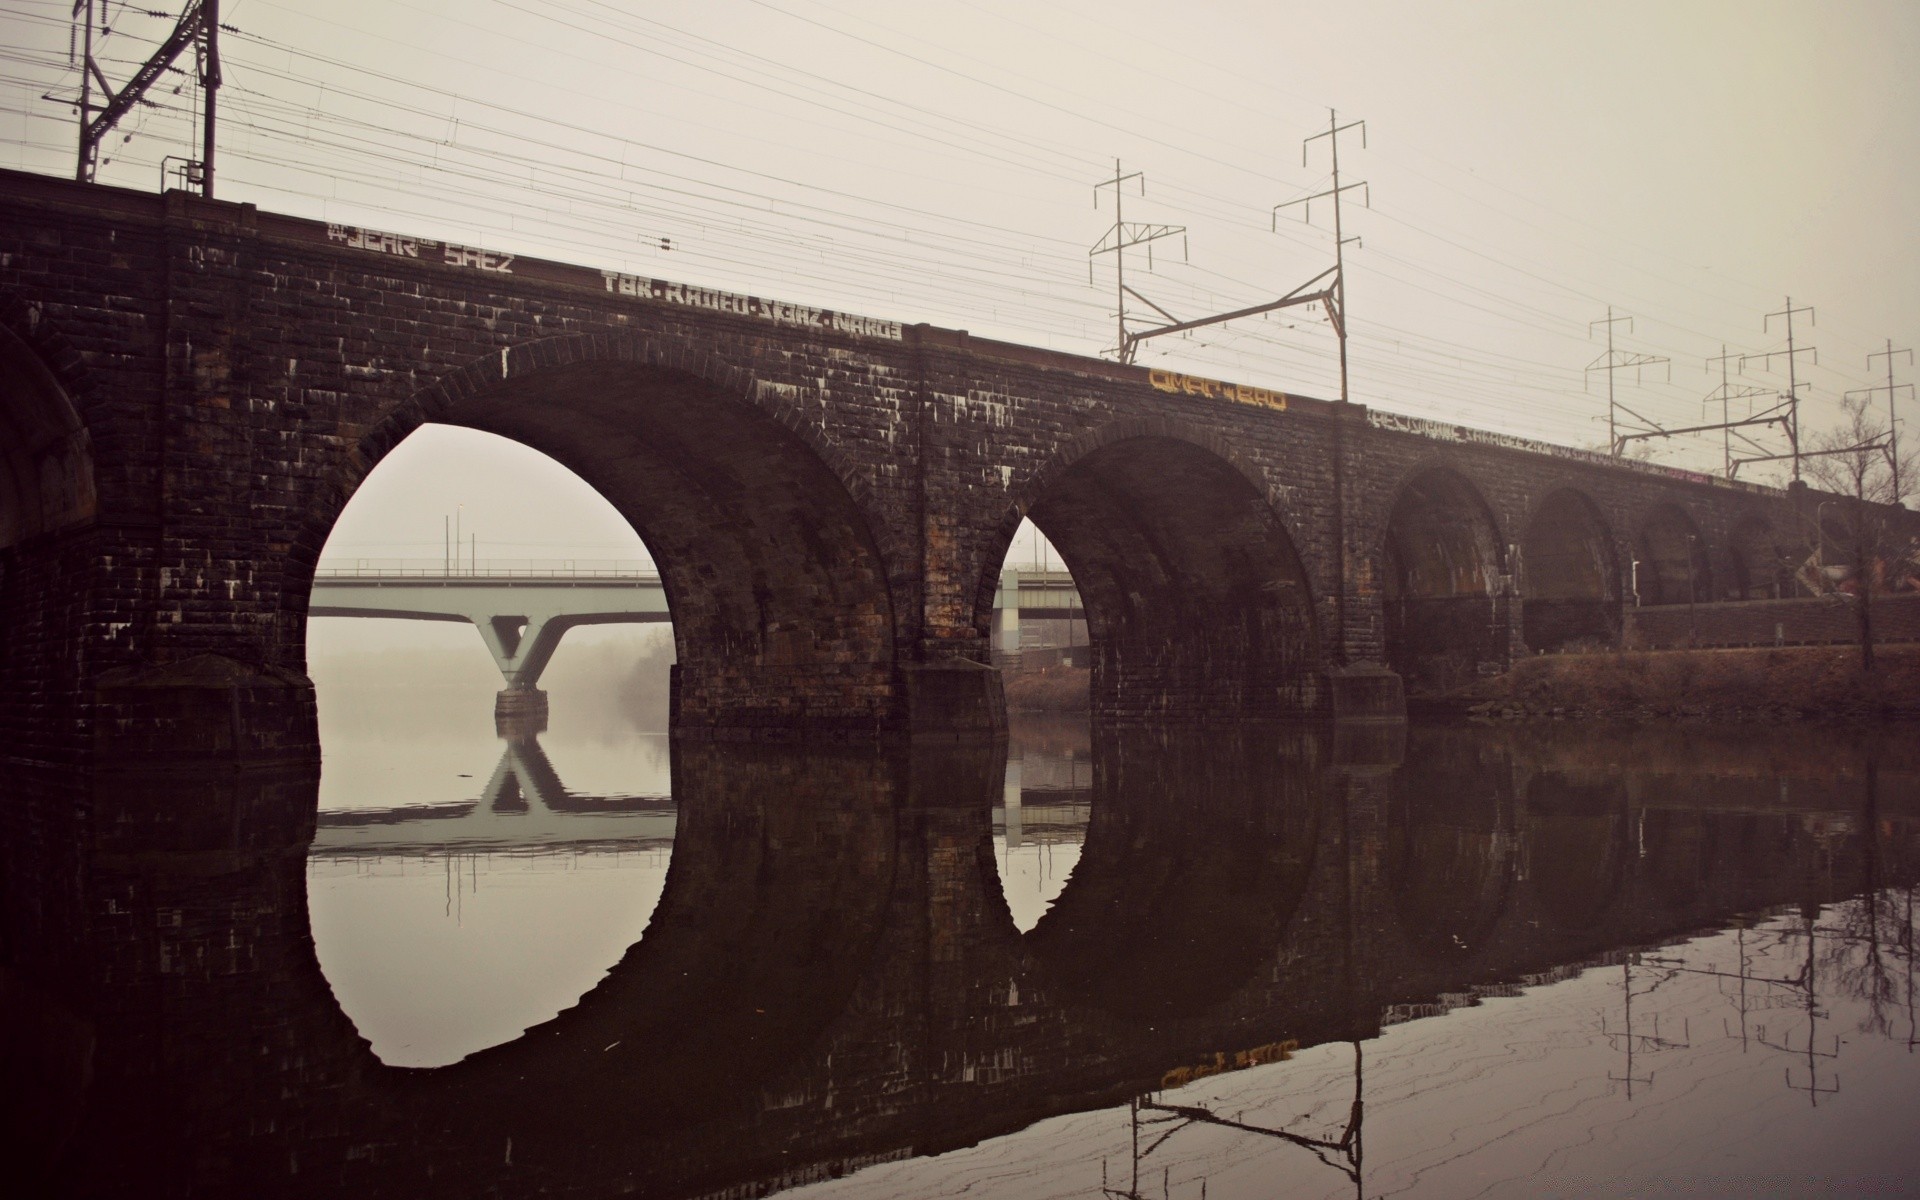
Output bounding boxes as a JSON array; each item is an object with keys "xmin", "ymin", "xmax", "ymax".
[
  {"xmin": 309, "ymin": 735, "xmax": 673, "ymax": 856},
  {"xmin": 309, "ymin": 731, "xmax": 1095, "ymax": 856},
  {"xmin": 309, "ymin": 563, "xmax": 1084, "ymax": 725}
]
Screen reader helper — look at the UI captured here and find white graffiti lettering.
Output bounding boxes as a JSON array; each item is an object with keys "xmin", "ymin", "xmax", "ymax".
[
  {"xmin": 327, "ymin": 224, "xmax": 418, "ymax": 258},
  {"xmin": 1365, "ymin": 408, "xmax": 1771, "ymax": 493},
  {"xmin": 443, "ymin": 243, "xmax": 514, "ymax": 273},
  {"xmin": 598, "ymin": 271, "xmax": 904, "ymax": 340}
]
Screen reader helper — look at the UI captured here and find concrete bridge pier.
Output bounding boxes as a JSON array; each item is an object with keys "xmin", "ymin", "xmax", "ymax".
[{"xmin": 494, "ymin": 686, "xmax": 550, "ymax": 736}]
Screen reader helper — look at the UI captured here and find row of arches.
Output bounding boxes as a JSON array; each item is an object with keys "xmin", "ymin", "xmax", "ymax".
[{"xmin": 2, "ymin": 323, "xmax": 1806, "ymax": 727}]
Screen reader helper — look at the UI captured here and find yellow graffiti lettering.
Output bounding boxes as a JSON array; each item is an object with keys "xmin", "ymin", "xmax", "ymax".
[{"xmin": 1146, "ymin": 370, "xmax": 1287, "ymax": 412}]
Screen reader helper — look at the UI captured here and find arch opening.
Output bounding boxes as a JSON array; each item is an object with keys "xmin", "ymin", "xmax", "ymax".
[
  {"xmin": 1728, "ymin": 515, "xmax": 1790, "ymax": 600},
  {"xmin": 1014, "ymin": 435, "xmax": 1321, "ymax": 723},
  {"xmin": 1634, "ymin": 505, "xmax": 1712, "ymax": 606},
  {"xmin": 1519, "ymin": 489, "xmax": 1619, "ymax": 652},
  {"xmin": 0, "ymin": 322, "xmax": 94, "ymax": 551},
  {"xmin": 1383, "ymin": 469, "xmax": 1508, "ymax": 692},
  {"xmin": 310, "ymin": 357, "xmax": 897, "ymax": 740}
]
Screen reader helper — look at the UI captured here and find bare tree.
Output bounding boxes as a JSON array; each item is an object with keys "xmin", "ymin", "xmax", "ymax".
[{"xmin": 1797, "ymin": 397, "xmax": 1920, "ymax": 671}]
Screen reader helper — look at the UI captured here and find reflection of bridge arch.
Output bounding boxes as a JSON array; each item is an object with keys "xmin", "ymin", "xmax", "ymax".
[
  {"xmin": 419, "ymin": 741, "xmax": 902, "ymax": 1136},
  {"xmin": 1523, "ymin": 774, "xmax": 1631, "ymax": 933},
  {"xmin": 1023, "ymin": 727, "xmax": 1320, "ymax": 1021},
  {"xmin": 1386, "ymin": 740, "xmax": 1521, "ymax": 963},
  {"xmin": 302, "ymin": 337, "xmax": 900, "ymax": 739},
  {"xmin": 998, "ymin": 425, "xmax": 1323, "ymax": 722}
]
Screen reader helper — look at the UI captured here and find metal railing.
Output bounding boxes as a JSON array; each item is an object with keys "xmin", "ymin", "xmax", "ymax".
[{"xmin": 314, "ymin": 557, "xmax": 657, "ymax": 579}]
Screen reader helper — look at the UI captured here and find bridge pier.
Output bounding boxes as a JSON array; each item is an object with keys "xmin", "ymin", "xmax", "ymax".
[{"xmin": 494, "ymin": 686, "xmax": 550, "ymax": 737}]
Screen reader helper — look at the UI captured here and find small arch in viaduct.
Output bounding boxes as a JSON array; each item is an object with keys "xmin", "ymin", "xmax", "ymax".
[
  {"xmin": 1382, "ymin": 466, "xmax": 1508, "ymax": 692},
  {"xmin": 1000, "ymin": 425, "xmax": 1322, "ymax": 722},
  {"xmin": 0, "ymin": 316, "xmax": 95, "ymax": 550},
  {"xmin": 304, "ymin": 337, "xmax": 899, "ymax": 739},
  {"xmin": 1519, "ymin": 489, "xmax": 1620, "ymax": 652},
  {"xmin": 1634, "ymin": 504, "xmax": 1712, "ymax": 606},
  {"xmin": 1728, "ymin": 514, "xmax": 1792, "ymax": 600}
]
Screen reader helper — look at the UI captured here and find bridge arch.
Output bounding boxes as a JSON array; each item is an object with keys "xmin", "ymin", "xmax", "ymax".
[
  {"xmin": 1633, "ymin": 503, "xmax": 1712, "ymax": 606},
  {"xmin": 300, "ymin": 333, "xmax": 900, "ymax": 738},
  {"xmin": 991, "ymin": 418, "xmax": 1322, "ymax": 721},
  {"xmin": 1728, "ymin": 512, "xmax": 1791, "ymax": 599},
  {"xmin": 0, "ymin": 301, "xmax": 96, "ymax": 549},
  {"xmin": 1380, "ymin": 464, "xmax": 1509, "ymax": 691},
  {"xmin": 1518, "ymin": 488, "xmax": 1620, "ymax": 651}
]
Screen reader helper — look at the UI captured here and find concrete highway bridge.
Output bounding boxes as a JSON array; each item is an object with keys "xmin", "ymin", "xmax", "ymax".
[
  {"xmin": 3, "ymin": 167, "xmax": 1912, "ymax": 762},
  {"xmin": 307, "ymin": 564, "xmax": 1081, "ymax": 726}
]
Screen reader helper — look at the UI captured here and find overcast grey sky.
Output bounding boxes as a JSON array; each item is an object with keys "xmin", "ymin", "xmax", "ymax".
[{"xmin": 4, "ymin": 0, "xmax": 1915, "ymax": 567}]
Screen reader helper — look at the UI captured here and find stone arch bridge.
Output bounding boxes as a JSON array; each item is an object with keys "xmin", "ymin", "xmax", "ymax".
[{"xmin": 0, "ymin": 169, "xmax": 1891, "ymax": 762}]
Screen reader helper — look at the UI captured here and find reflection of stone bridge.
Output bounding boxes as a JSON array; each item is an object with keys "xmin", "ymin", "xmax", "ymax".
[
  {"xmin": 9, "ymin": 169, "xmax": 1916, "ymax": 761},
  {"xmin": 12, "ymin": 722, "xmax": 1917, "ymax": 1196}
]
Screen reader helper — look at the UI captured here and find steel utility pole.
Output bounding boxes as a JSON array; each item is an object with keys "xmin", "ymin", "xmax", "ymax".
[
  {"xmin": 70, "ymin": 0, "xmax": 220, "ymax": 196},
  {"xmin": 1849, "ymin": 340, "xmax": 1912, "ymax": 504},
  {"xmin": 1088, "ymin": 160, "xmax": 1186, "ymax": 364},
  {"xmin": 1275, "ymin": 109, "xmax": 1369, "ymax": 403},
  {"xmin": 1703, "ymin": 345, "xmax": 1779, "ymax": 477},
  {"xmin": 1743, "ymin": 297, "xmax": 1817, "ymax": 482},
  {"xmin": 1585, "ymin": 307, "xmax": 1670, "ymax": 454}
]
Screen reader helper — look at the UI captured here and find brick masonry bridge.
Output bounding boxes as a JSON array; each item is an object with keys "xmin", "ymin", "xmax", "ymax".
[{"xmin": 3, "ymin": 168, "xmax": 1910, "ymax": 762}]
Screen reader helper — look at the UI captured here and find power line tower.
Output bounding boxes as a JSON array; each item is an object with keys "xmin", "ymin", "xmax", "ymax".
[
  {"xmin": 1847, "ymin": 340, "xmax": 1912, "ymax": 503},
  {"xmin": 1088, "ymin": 160, "xmax": 1187, "ymax": 364},
  {"xmin": 1742, "ymin": 297, "xmax": 1817, "ymax": 482},
  {"xmin": 1090, "ymin": 158, "xmax": 1343, "ymax": 370},
  {"xmin": 67, "ymin": 0, "xmax": 222, "ymax": 196},
  {"xmin": 1275, "ymin": 109, "xmax": 1369, "ymax": 403},
  {"xmin": 1585, "ymin": 307, "xmax": 1670, "ymax": 455},
  {"xmin": 1703, "ymin": 345, "xmax": 1783, "ymax": 478}
]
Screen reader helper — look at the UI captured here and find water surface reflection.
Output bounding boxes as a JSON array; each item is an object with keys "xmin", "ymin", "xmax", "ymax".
[{"xmin": 4, "ymin": 720, "xmax": 1917, "ymax": 1198}]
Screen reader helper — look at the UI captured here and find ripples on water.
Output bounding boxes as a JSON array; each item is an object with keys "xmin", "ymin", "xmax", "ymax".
[{"xmin": 6, "ymin": 711, "xmax": 1918, "ymax": 1198}]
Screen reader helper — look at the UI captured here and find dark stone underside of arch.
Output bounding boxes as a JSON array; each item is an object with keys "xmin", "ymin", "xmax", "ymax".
[
  {"xmin": 1521, "ymin": 492, "xmax": 1618, "ymax": 651},
  {"xmin": 444, "ymin": 361, "xmax": 895, "ymax": 738},
  {"xmin": 1637, "ymin": 507, "xmax": 1712, "ymax": 607},
  {"xmin": 1383, "ymin": 473, "xmax": 1506, "ymax": 693},
  {"xmin": 1026, "ymin": 438, "xmax": 1320, "ymax": 722}
]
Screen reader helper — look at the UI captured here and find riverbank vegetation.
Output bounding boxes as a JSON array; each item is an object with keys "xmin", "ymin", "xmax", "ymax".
[{"xmin": 1440, "ymin": 643, "xmax": 1920, "ymax": 721}]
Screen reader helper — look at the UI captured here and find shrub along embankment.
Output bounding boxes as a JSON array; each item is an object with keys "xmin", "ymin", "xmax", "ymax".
[
  {"xmin": 1435, "ymin": 643, "xmax": 1920, "ymax": 721},
  {"xmin": 1002, "ymin": 664, "xmax": 1091, "ymax": 714}
]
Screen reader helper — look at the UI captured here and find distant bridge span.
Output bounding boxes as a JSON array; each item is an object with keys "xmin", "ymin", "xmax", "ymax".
[
  {"xmin": 3, "ymin": 167, "xmax": 1912, "ymax": 761},
  {"xmin": 308, "ymin": 566, "xmax": 1081, "ymax": 722}
]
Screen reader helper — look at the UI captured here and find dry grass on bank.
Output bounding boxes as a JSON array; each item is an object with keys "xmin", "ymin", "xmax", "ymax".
[
  {"xmin": 1447, "ymin": 643, "xmax": 1920, "ymax": 720},
  {"xmin": 1002, "ymin": 665, "xmax": 1091, "ymax": 713}
]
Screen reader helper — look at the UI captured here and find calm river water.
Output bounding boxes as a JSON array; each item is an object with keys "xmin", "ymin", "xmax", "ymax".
[{"xmin": 7, "ymin": 701, "xmax": 1919, "ymax": 1198}]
